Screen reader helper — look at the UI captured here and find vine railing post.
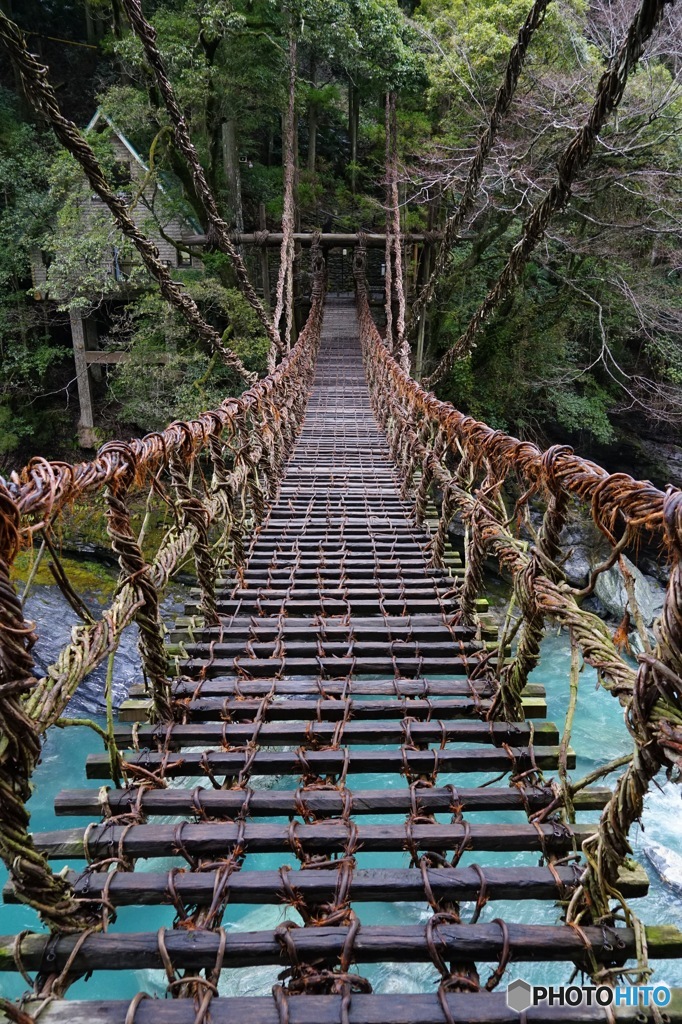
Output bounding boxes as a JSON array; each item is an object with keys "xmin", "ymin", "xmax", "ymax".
[
  {"xmin": 454, "ymin": 460, "xmax": 501, "ymax": 628},
  {"xmin": 169, "ymin": 439, "xmax": 218, "ymax": 628},
  {"xmin": 0, "ymin": 485, "xmax": 89, "ymax": 931},
  {"xmin": 414, "ymin": 427, "xmax": 445, "ymax": 530},
  {"xmin": 494, "ymin": 449, "xmax": 571, "ymax": 720},
  {"xmin": 100, "ymin": 441, "xmax": 172, "ymax": 723}
]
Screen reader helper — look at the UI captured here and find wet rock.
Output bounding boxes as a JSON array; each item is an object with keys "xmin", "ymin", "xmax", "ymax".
[
  {"xmin": 559, "ymin": 516, "xmax": 609, "ymax": 589},
  {"xmin": 581, "ymin": 594, "xmax": 608, "ymax": 618},
  {"xmin": 594, "ymin": 555, "xmax": 665, "ymax": 628}
]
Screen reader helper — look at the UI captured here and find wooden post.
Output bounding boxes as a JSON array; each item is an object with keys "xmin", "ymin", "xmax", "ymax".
[
  {"xmin": 259, "ymin": 203, "xmax": 271, "ymax": 310},
  {"xmin": 69, "ymin": 310, "xmax": 97, "ymax": 448},
  {"xmin": 84, "ymin": 315, "xmax": 102, "ymax": 382},
  {"xmin": 415, "ymin": 245, "xmax": 431, "ymax": 379}
]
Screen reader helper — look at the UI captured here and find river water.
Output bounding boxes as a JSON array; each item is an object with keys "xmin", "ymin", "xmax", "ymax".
[{"xmin": 1, "ymin": 579, "xmax": 681, "ymax": 1000}]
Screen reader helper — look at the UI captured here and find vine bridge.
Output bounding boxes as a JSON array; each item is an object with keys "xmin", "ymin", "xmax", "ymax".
[{"xmin": 2, "ymin": 0, "xmax": 682, "ymax": 1022}]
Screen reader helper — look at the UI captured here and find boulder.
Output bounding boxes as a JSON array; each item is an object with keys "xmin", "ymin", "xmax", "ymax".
[
  {"xmin": 594, "ymin": 554, "xmax": 665, "ymax": 628},
  {"xmin": 559, "ymin": 516, "xmax": 610, "ymax": 589}
]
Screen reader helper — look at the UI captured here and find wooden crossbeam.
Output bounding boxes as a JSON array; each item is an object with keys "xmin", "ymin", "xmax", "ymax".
[
  {"xmin": 3, "ymin": 863, "xmax": 650, "ymax": 906},
  {"xmin": 110, "ymin": 720, "xmax": 560, "ymax": 748},
  {"xmin": 9, "ymin": 994, "xmax": 682, "ymax": 1024},
  {"xmin": 31, "ymin": 820, "xmax": 594, "ymax": 859},
  {"xmin": 54, "ymin": 784, "xmax": 612, "ymax": 818},
  {"xmin": 3, "ymin": 922, "xmax": 682, "ymax": 973},
  {"xmin": 85, "ymin": 744, "xmax": 574, "ymax": 779}
]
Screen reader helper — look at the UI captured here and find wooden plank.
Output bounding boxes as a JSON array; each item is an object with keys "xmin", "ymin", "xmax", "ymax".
[
  {"xmin": 111, "ymin": 720, "xmax": 560, "ymax": 749},
  {"xmin": 206, "ymin": 602, "xmax": 463, "ymax": 617},
  {"xmin": 178, "ymin": 641, "xmax": 484, "ymax": 660},
  {"xmin": 178, "ymin": 657, "xmax": 485, "ymax": 678},
  {"xmin": 164, "ymin": 678, "xmax": 533, "ymax": 698},
  {"xmin": 181, "ymin": 231, "xmax": 448, "ymax": 247},
  {"xmin": 3, "ymin": 922, "xmax": 681, "ymax": 974},
  {"xmin": 9, "ymin": 993, "xmax": 682, "ymax": 1024},
  {"xmin": 54, "ymin": 784, "xmax": 612, "ymax": 818},
  {"xmin": 84, "ymin": 351, "xmax": 171, "ymax": 364},
  {"xmin": 3, "ymin": 863, "xmax": 650, "ymax": 906},
  {"xmin": 171, "ymin": 614, "xmax": 473, "ymax": 629},
  {"xmin": 122, "ymin": 694, "xmax": 548, "ymax": 723},
  {"xmin": 85, "ymin": 744, "xmax": 574, "ymax": 779},
  {"xmin": 31, "ymin": 821, "xmax": 594, "ymax": 860},
  {"xmin": 169, "ymin": 621, "xmax": 477, "ymax": 643},
  {"xmin": 240, "ymin": 558, "xmax": 448, "ymax": 568}
]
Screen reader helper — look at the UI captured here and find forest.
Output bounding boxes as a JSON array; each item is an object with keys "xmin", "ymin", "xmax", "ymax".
[{"xmin": 1, "ymin": 0, "xmax": 681, "ymax": 484}]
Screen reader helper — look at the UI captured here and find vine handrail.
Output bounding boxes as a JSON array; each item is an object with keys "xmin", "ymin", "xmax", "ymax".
[
  {"xmin": 355, "ymin": 252, "xmax": 682, "ymax": 934},
  {"xmin": 0, "ymin": 264, "xmax": 325, "ymax": 932}
]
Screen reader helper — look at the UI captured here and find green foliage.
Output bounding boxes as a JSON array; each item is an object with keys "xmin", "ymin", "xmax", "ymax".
[
  {"xmin": 0, "ymin": 90, "xmax": 69, "ymax": 460},
  {"xmin": 415, "ymin": 0, "xmax": 585, "ymax": 109},
  {"xmin": 109, "ymin": 279, "xmax": 268, "ymax": 432},
  {"xmin": 2, "ymin": 0, "xmax": 680, "ymax": 476},
  {"xmin": 551, "ymin": 384, "xmax": 615, "ymax": 446}
]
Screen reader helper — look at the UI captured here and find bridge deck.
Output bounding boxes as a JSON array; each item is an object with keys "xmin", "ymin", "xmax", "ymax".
[{"xmin": 6, "ymin": 297, "xmax": 676, "ymax": 1023}]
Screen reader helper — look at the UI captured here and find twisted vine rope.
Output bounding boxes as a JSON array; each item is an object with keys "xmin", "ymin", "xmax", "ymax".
[
  {"xmin": 119, "ymin": 0, "xmax": 282, "ymax": 359},
  {"xmin": 424, "ymin": 0, "xmax": 673, "ymax": 388},
  {"xmin": 0, "ymin": 12, "xmax": 257, "ymax": 385},
  {"xmin": 386, "ymin": 92, "xmax": 409, "ymax": 372},
  {"xmin": 272, "ymin": 27, "xmax": 298, "ymax": 365},
  {"xmin": 407, "ymin": 0, "xmax": 554, "ymax": 335},
  {"xmin": 0, "ymin": 486, "xmax": 94, "ymax": 932}
]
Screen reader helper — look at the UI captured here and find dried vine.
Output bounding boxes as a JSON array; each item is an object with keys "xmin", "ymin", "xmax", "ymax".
[
  {"xmin": 424, "ymin": 0, "xmax": 673, "ymax": 388},
  {"xmin": 272, "ymin": 25, "xmax": 298, "ymax": 365},
  {"xmin": 119, "ymin": 0, "xmax": 281, "ymax": 358},
  {"xmin": 0, "ymin": 266, "xmax": 325, "ymax": 929},
  {"xmin": 408, "ymin": 0, "xmax": 553, "ymax": 335},
  {"xmin": 386, "ymin": 92, "xmax": 409, "ymax": 372},
  {"xmin": 355, "ymin": 270, "xmax": 682, "ymax": 924},
  {"xmin": 0, "ymin": 12, "xmax": 256, "ymax": 384}
]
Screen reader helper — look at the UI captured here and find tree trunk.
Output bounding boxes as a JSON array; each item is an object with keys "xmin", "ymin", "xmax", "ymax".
[
  {"xmin": 272, "ymin": 25, "xmax": 297, "ymax": 365},
  {"xmin": 84, "ymin": 0, "xmax": 98, "ymax": 44},
  {"xmin": 308, "ymin": 58, "xmax": 317, "ymax": 173},
  {"xmin": 384, "ymin": 93, "xmax": 394, "ymax": 352},
  {"xmin": 388, "ymin": 92, "xmax": 408, "ymax": 371},
  {"xmin": 110, "ymin": 0, "xmax": 126, "ymax": 39},
  {"xmin": 349, "ymin": 78, "xmax": 359, "ymax": 191},
  {"xmin": 415, "ymin": 244, "xmax": 432, "ymax": 380},
  {"xmin": 259, "ymin": 203, "xmax": 271, "ymax": 311},
  {"xmin": 222, "ymin": 119, "xmax": 244, "ymax": 234}
]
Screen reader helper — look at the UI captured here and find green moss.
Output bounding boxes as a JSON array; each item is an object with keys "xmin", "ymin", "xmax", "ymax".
[
  {"xmin": 11, "ymin": 549, "xmax": 119, "ymax": 602},
  {"xmin": 49, "ymin": 492, "xmax": 173, "ymax": 562},
  {"xmin": 10, "ymin": 487, "xmax": 181, "ymax": 602}
]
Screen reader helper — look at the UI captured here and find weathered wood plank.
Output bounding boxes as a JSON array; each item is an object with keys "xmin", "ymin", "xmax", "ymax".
[
  {"xmin": 85, "ymin": 745, "xmax": 574, "ymax": 779},
  {"xmin": 31, "ymin": 821, "xmax": 594, "ymax": 860},
  {"xmin": 3, "ymin": 922, "xmax": 681, "ymax": 973},
  {"xmin": 111, "ymin": 720, "xmax": 560, "ymax": 749},
  {"xmin": 2, "ymin": 863, "xmax": 650, "ymax": 906},
  {"xmin": 165, "ymin": 678, "xmax": 538, "ymax": 698},
  {"xmin": 179, "ymin": 641, "xmax": 484, "ymax": 660},
  {"xmin": 128, "ymin": 677, "xmax": 542, "ymax": 698},
  {"xmin": 178, "ymin": 656, "xmax": 481, "ymax": 678},
  {"xmin": 8, "ymin": 991, "xmax": 682, "ymax": 1024},
  {"xmin": 54, "ymin": 784, "xmax": 612, "ymax": 818}
]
